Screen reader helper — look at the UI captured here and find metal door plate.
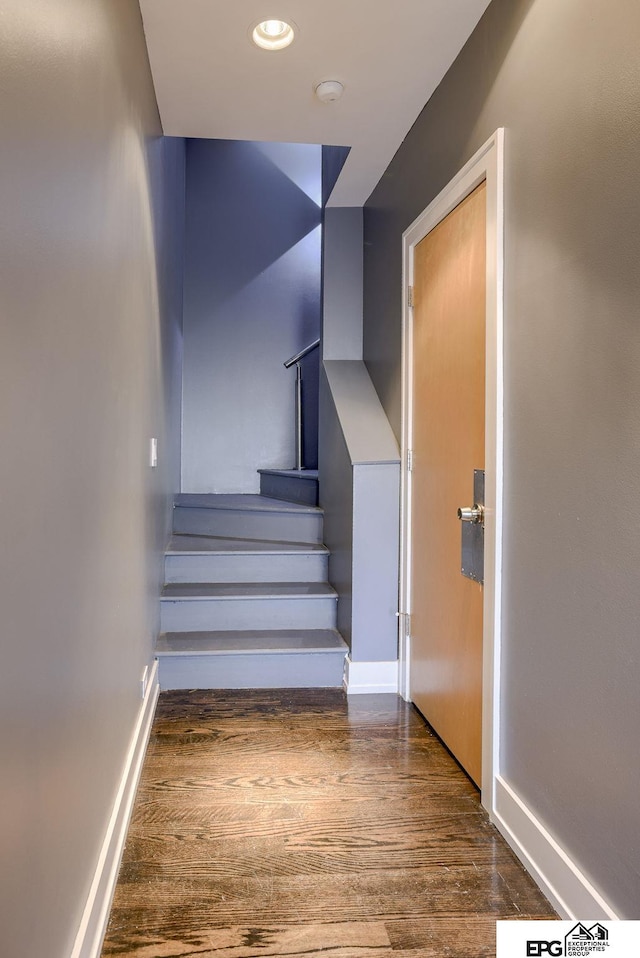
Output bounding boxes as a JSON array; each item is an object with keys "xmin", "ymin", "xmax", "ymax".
[{"xmin": 461, "ymin": 469, "xmax": 484, "ymax": 584}]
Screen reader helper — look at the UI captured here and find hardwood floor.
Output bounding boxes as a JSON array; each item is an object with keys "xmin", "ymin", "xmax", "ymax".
[{"xmin": 101, "ymin": 689, "xmax": 555, "ymax": 957}]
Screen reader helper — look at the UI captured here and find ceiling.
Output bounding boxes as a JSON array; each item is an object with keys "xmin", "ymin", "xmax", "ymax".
[{"xmin": 138, "ymin": 0, "xmax": 492, "ymax": 207}]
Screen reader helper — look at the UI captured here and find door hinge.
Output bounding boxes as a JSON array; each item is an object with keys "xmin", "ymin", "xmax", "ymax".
[
  {"xmin": 396, "ymin": 612, "xmax": 411, "ymax": 637},
  {"xmin": 407, "ymin": 449, "xmax": 414, "ymax": 472},
  {"xmin": 407, "ymin": 285, "xmax": 414, "ymax": 308}
]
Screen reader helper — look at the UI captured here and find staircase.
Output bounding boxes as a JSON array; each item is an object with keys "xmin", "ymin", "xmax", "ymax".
[{"xmin": 156, "ymin": 484, "xmax": 348, "ymax": 690}]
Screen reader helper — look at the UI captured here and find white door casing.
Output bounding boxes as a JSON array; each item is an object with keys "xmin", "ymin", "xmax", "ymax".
[{"xmin": 399, "ymin": 129, "xmax": 504, "ymax": 815}]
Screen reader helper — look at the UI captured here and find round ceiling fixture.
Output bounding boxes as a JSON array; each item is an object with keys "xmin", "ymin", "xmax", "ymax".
[
  {"xmin": 251, "ymin": 19, "xmax": 295, "ymax": 50},
  {"xmin": 315, "ymin": 80, "xmax": 344, "ymax": 103}
]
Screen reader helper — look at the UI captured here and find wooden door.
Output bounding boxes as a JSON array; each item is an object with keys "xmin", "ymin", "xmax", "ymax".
[{"xmin": 410, "ymin": 182, "xmax": 486, "ymax": 785}]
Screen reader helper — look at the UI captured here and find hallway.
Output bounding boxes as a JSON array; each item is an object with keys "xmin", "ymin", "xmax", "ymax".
[{"xmin": 101, "ymin": 690, "xmax": 554, "ymax": 956}]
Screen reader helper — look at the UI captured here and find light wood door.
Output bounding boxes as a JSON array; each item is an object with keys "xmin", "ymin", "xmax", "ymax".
[{"xmin": 410, "ymin": 182, "xmax": 486, "ymax": 786}]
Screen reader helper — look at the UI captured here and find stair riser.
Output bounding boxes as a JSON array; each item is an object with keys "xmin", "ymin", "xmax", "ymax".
[
  {"xmin": 259, "ymin": 474, "xmax": 319, "ymax": 506},
  {"xmin": 173, "ymin": 507, "xmax": 322, "ymax": 543},
  {"xmin": 165, "ymin": 553, "xmax": 328, "ymax": 584},
  {"xmin": 158, "ymin": 651, "xmax": 346, "ymax": 690},
  {"xmin": 160, "ymin": 597, "xmax": 337, "ymax": 633}
]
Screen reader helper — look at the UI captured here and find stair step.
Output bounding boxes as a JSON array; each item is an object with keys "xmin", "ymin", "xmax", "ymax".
[
  {"xmin": 162, "ymin": 582, "xmax": 337, "ymax": 599},
  {"xmin": 173, "ymin": 494, "xmax": 323, "ymax": 543},
  {"xmin": 258, "ymin": 469, "xmax": 319, "ymax": 506},
  {"xmin": 160, "ymin": 582, "xmax": 337, "ymax": 633},
  {"xmin": 157, "ymin": 628, "xmax": 346, "ymax": 655},
  {"xmin": 165, "ymin": 535, "xmax": 328, "ymax": 583},
  {"xmin": 166, "ymin": 534, "xmax": 329, "ymax": 554},
  {"xmin": 175, "ymin": 494, "xmax": 321, "ymax": 514},
  {"xmin": 156, "ymin": 630, "xmax": 348, "ymax": 690}
]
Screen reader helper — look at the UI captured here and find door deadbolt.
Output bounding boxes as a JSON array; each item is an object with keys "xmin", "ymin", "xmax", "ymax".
[{"xmin": 457, "ymin": 504, "xmax": 484, "ymax": 524}]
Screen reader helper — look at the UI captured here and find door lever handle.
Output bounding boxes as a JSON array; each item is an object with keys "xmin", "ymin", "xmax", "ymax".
[{"xmin": 457, "ymin": 504, "xmax": 484, "ymax": 524}]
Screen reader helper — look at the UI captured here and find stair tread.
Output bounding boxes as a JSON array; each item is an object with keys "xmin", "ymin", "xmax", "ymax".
[
  {"xmin": 258, "ymin": 469, "xmax": 318, "ymax": 481},
  {"xmin": 161, "ymin": 581, "xmax": 337, "ymax": 600},
  {"xmin": 175, "ymin": 494, "xmax": 322, "ymax": 515},
  {"xmin": 167, "ymin": 534, "xmax": 328, "ymax": 556},
  {"xmin": 157, "ymin": 629, "xmax": 347, "ymax": 656}
]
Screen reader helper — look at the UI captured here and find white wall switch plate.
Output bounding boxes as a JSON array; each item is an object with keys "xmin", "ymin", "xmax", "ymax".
[{"xmin": 140, "ymin": 665, "xmax": 149, "ymax": 699}]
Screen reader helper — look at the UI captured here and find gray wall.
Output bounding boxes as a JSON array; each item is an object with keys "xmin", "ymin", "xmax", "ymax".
[
  {"xmin": 319, "ymin": 207, "xmax": 361, "ymax": 654},
  {"xmin": 363, "ymin": 0, "xmax": 640, "ymax": 918},
  {"xmin": 182, "ymin": 140, "xmax": 322, "ymax": 492},
  {"xmin": 0, "ymin": 2, "xmax": 184, "ymax": 955},
  {"xmin": 322, "ymin": 362, "xmax": 400, "ymax": 663},
  {"xmin": 149, "ymin": 137, "xmax": 186, "ymax": 497},
  {"xmin": 318, "ymin": 367, "xmax": 355, "ymax": 648},
  {"xmin": 322, "ymin": 146, "xmax": 351, "ymax": 207},
  {"xmin": 322, "ymin": 208, "xmax": 363, "ymax": 361},
  {"xmin": 320, "ymin": 206, "xmax": 400, "ymax": 666}
]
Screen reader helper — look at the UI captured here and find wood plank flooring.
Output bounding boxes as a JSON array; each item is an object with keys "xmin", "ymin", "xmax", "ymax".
[{"xmin": 101, "ymin": 690, "xmax": 555, "ymax": 957}]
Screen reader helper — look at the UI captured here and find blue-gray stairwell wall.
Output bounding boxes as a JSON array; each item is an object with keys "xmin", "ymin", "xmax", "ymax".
[{"xmin": 182, "ymin": 139, "xmax": 322, "ymax": 493}]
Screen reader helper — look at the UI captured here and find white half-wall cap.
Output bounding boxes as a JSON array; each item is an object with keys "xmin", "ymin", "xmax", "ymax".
[{"xmin": 315, "ymin": 80, "xmax": 344, "ymax": 103}]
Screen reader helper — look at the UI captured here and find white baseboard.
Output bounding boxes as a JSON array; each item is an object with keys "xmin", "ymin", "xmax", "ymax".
[
  {"xmin": 69, "ymin": 659, "xmax": 160, "ymax": 958},
  {"xmin": 493, "ymin": 774, "xmax": 619, "ymax": 921},
  {"xmin": 343, "ymin": 656, "xmax": 398, "ymax": 694}
]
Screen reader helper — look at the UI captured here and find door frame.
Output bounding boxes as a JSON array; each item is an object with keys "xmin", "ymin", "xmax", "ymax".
[{"xmin": 399, "ymin": 129, "xmax": 504, "ymax": 815}]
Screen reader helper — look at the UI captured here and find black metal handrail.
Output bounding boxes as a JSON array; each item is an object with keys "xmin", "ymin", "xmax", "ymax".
[
  {"xmin": 283, "ymin": 338, "xmax": 320, "ymax": 469},
  {"xmin": 283, "ymin": 338, "xmax": 320, "ymax": 369}
]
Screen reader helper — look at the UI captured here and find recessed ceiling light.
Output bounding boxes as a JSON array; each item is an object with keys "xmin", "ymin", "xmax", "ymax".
[{"xmin": 251, "ymin": 19, "xmax": 295, "ymax": 51}]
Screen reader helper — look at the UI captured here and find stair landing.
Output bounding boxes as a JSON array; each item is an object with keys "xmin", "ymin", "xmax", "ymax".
[{"xmin": 258, "ymin": 469, "xmax": 319, "ymax": 506}]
